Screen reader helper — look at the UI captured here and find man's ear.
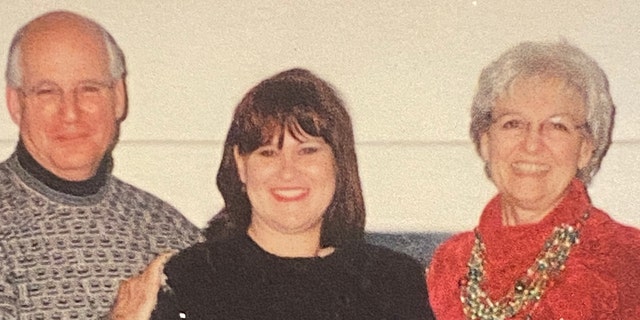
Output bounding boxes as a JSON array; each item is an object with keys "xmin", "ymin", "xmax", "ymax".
[
  {"xmin": 113, "ymin": 78, "xmax": 128, "ymax": 122},
  {"xmin": 233, "ymin": 146, "xmax": 247, "ymax": 184},
  {"xmin": 6, "ymin": 86, "xmax": 23, "ymax": 125}
]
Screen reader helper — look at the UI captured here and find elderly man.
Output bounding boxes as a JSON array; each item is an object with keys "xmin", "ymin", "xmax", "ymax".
[{"xmin": 0, "ymin": 11, "xmax": 200, "ymax": 319}]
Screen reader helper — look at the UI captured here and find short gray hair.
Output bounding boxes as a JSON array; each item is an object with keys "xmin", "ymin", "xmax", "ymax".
[
  {"xmin": 5, "ymin": 11, "xmax": 126, "ymax": 88},
  {"xmin": 470, "ymin": 40, "xmax": 614, "ymax": 184}
]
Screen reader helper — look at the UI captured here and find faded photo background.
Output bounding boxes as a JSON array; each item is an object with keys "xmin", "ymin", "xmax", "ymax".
[{"xmin": 1, "ymin": 0, "xmax": 638, "ymax": 231}]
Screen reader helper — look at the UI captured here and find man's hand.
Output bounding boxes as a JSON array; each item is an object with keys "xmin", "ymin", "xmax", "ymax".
[{"xmin": 109, "ymin": 251, "xmax": 176, "ymax": 320}]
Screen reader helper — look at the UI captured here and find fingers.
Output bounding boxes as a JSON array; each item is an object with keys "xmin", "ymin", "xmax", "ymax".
[
  {"xmin": 109, "ymin": 251, "xmax": 177, "ymax": 320},
  {"xmin": 140, "ymin": 251, "xmax": 176, "ymax": 286}
]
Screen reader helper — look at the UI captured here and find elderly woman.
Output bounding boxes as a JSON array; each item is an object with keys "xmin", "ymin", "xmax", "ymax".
[
  {"xmin": 427, "ymin": 41, "xmax": 640, "ymax": 319},
  {"xmin": 112, "ymin": 68, "xmax": 433, "ymax": 319}
]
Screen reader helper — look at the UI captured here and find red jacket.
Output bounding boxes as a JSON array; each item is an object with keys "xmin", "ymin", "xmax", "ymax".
[{"xmin": 427, "ymin": 179, "xmax": 640, "ymax": 319}]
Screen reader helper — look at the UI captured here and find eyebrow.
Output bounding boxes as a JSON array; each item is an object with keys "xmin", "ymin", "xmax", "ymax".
[
  {"xmin": 23, "ymin": 80, "xmax": 57, "ymax": 89},
  {"xmin": 25, "ymin": 78, "xmax": 113, "ymax": 88},
  {"xmin": 492, "ymin": 112, "xmax": 582, "ymax": 120}
]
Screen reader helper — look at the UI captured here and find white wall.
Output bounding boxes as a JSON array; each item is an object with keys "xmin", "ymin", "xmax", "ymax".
[{"xmin": 1, "ymin": 0, "xmax": 638, "ymax": 232}]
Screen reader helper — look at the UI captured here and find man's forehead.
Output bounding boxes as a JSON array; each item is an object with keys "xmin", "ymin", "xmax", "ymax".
[
  {"xmin": 18, "ymin": 23, "xmax": 110, "ymax": 84},
  {"xmin": 20, "ymin": 12, "xmax": 105, "ymax": 56}
]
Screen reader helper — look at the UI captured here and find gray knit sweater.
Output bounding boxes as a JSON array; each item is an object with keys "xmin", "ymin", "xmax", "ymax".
[{"xmin": 0, "ymin": 153, "xmax": 202, "ymax": 319}]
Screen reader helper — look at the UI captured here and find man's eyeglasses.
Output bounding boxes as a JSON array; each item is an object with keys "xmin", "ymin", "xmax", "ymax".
[{"xmin": 18, "ymin": 80, "xmax": 116, "ymax": 105}]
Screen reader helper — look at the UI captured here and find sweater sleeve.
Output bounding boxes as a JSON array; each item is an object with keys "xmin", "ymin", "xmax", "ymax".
[
  {"xmin": 601, "ymin": 222, "xmax": 640, "ymax": 318},
  {"xmin": 426, "ymin": 232, "xmax": 474, "ymax": 320},
  {"xmin": 0, "ymin": 247, "xmax": 17, "ymax": 319}
]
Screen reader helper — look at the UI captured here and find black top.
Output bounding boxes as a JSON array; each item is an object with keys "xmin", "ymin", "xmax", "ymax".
[{"xmin": 152, "ymin": 235, "xmax": 434, "ymax": 320}]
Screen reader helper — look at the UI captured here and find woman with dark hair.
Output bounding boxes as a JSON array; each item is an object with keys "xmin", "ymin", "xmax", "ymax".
[
  {"xmin": 427, "ymin": 41, "xmax": 640, "ymax": 319},
  {"xmin": 206, "ymin": 68, "xmax": 366, "ymax": 249},
  {"xmin": 112, "ymin": 68, "xmax": 433, "ymax": 319}
]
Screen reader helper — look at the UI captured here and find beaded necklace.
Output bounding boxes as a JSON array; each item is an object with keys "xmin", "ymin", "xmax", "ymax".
[{"xmin": 459, "ymin": 210, "xmax": 590, "ymax": 319}]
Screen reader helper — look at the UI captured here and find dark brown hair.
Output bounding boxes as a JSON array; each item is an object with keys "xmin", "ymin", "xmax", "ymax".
[{"xmin": 204, "ymin": 68, "xmax": 365, "ymax": 247}]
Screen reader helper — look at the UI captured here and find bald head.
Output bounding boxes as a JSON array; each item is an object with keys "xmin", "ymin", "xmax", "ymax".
[
  {"xmin": 4, "ymin": 11, "xmax": 128, "ymax": 181},
  {"xmin": 5, "ymin": 10, "xmax": 126, "ymax": 88}
]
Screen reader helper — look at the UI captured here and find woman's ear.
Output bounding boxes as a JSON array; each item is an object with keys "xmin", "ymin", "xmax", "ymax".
[
  {"xmin": 479, "ymin": 132, "xmax": 491, "ymax": 162},
  {"xmin": 233, "ymin": 146, "xmax": 247, "ymax": 184},
  {"xmin": 578, "ymin": 137, "xmax": 595, "ymax": 170}
]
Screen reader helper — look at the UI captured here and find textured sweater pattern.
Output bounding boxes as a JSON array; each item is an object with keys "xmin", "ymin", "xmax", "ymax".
[{"xmin": 0, "ymin": 153, "xmax": 201, "ymax": 319}]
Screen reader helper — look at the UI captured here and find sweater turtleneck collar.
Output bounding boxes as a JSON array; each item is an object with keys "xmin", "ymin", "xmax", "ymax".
[
  {"xmin": 16, "ymin": 140, "xmax": 110, "ymax": 196},
  {"xmin": 478, "ymin": 178, "xmax": 591, "ymax": 245},
  {"xmin": 473, "ymin": 179, "xmax": 592, "ymax": 297}
]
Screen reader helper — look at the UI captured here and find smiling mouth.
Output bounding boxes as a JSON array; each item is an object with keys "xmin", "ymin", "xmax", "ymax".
[
  {"xmin": 55, "ymin": 132, "xmax": 90, "ymax": 141},
  {"xmin": 512, "ymin": 161, "xmax": 550, "ymax": 174},
  {"xmin": 57, "ymin": 136, "xmax": 85, "ymax": 142},
  {"xmin": 55, "ymin": 133, "xmax": 95, "ymax": 144},
  {"xmin": 271, "ymin": 188, "xmax": 309, "ymax": 202}
]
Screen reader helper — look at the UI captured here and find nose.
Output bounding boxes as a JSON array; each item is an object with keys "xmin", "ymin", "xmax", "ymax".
[
  {"xmin": 277, "ymin": 153, "xmax": 297, "ymax": 180},
  {"xmin": 522, "ymin": 122, "xmax": 545, "ymax": 152},
  {"xmin": 59, "ymin": 91, "xmax": 80, "ymax": 122}
]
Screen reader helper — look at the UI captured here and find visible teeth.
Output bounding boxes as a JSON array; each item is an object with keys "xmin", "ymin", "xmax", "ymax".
[
  {"xmin": 274, "ymin": 189, "xmax": 305, "ymax": 198},
  {"xmin": 512, "ymin": 162, "xmax": 549, "ymax": 173}
]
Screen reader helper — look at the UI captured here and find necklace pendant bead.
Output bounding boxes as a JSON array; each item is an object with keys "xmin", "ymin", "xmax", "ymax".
[{"xmin": 514, "ymin": 280, "xmax": 526, "ymax": 294}]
